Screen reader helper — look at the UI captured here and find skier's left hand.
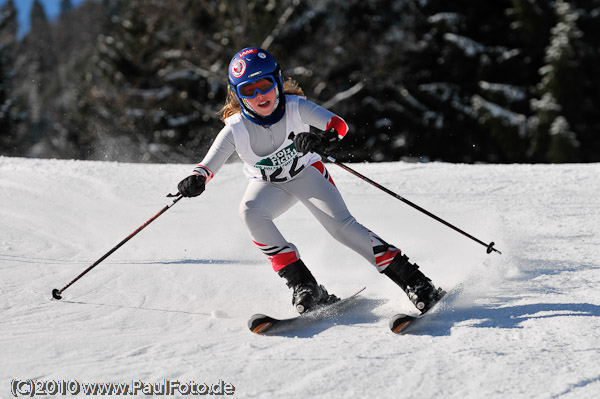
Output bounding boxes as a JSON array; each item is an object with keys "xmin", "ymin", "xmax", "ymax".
[{"xmin": 293, "ymin": 129, "xmax": 339, "ymax": 154}]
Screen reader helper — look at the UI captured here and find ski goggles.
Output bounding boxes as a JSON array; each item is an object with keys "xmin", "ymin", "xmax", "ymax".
[{"xmin": 236, "ymin": 76, "xmax": 276, "ymax": 99}]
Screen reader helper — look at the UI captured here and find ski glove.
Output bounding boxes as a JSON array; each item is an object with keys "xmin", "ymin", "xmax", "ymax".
[
  {"xmin": 178, "ymin": 175, "xmax": 206, "ymax": 197},
  {"xmin": 293, "ymin": 128, "xmax": 339, "ymax": 155}
]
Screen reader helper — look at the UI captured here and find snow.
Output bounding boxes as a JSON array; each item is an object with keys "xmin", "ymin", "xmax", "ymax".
[
  {"xmin": 478, "ymin": 81, "xmax": 527, "ymax": 103},
  {"xmin": 1, "ymin": 156, "xmax": 599, "ymax": 398},
  {"xmin": 428, "ymin": 12, "xmax": 464, "ymax": 28},
  {"xmin": 443, "ymin": 33, "xmax": 486, "ymax": 57},
  {"xmin": 471, "ymin": 94, "xmax": 527, "ymax": 136}
]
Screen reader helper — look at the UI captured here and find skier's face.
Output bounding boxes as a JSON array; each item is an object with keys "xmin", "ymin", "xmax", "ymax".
[{"xmin": 245, "ymin": 87, "xmax": 277, "ymax": 116}]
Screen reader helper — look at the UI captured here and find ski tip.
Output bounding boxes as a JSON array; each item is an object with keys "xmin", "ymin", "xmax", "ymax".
[
  {"xmin": 248, "ymin": 314, "xmax": 275, "ymax": 335},
  {"xmin": 389, "ymin": 314, "xmax": 416, "ymax": 334},
  {"xmin": 251, "ymin": 321, "xmax": 273, "ymax": 334},
  {"xmin": 391, "ymin": 320, "xmax": 412, "ymax": 334}
]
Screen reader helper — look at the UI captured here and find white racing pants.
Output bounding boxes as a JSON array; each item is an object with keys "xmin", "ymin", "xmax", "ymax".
[{"xmin": 239, "ymin": 162, "xmax": 400, "ymax": 272}]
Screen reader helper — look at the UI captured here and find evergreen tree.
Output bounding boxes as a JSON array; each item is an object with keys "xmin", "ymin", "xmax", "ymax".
[
  {"xmin": 14, "ymin": 0, "xmax": 55, "ymax": 157},
  {"xmin": 529, "ymin": 0, "xmax": 582, "ymax": 162},
  {"xmin": 0, "ymin": 0, "xmax": 18, "ymax": 154},
  {"xmin": 30, "ymin": 0, "xmax": 51, "ymax": 42},
  {"xmin": 73, "ymin": 0, "xmax": 292, "ymax": 162},
  {"xmin": 46, "ymin": 0, "xmax": 105, "ymax": 159},
  {"xmin": 394, "ymin": 0, "xmax": 529, "ymax": 162},
  {"xmin": 563, "ymin": 0, "xmax": 600, "ymax": 162},
  {"xmin": 61, "ymin": 0, "xmax": 73, "ymax": 15},
  {"xmin": 1, "ymin": 0, "xmax": 599, "ymax": 163},
  {"xmin": 274, "ymin": 0, "xmax": 423, "ymax": 162}
]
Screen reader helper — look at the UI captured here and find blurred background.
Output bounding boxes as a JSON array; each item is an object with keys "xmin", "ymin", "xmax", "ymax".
[{"xmin": 0, "ymin": 0, "xmax": 598, "ymax": 164}]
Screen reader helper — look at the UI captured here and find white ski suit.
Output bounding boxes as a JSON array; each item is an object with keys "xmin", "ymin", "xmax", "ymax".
[{"xmin": 191, "ymin": 95, "xmax": 399, "ymax": 272}]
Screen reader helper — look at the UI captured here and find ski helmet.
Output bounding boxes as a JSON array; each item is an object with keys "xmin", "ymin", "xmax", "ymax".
[{"xmin": 228, "ymin": 47, "xmax": 286, "ymax": 125}]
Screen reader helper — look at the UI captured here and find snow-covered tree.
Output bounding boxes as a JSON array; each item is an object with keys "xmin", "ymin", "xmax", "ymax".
[
  {"xmin": 528, "ymin": 0, "xmax": 582, "ymax": 162},
  {"xmin": 2, "ymin": 0, "xmax": 599, "ymax": 163},
  {"xmin": 396, "ymin": 0, "xmax": 531, "ymax": 162}
]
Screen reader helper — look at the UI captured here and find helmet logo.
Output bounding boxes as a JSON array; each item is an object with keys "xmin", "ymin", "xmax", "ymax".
[
  {"xmin": 258, "ymin": 52, "xmax": 266, "ymax": 59},
  {"xmin": 239, "ymin": 48, "xmax": 258, "ymax": 57},
  {"xmin": 231, "ymin": 59, "xmax": 246, "ymax": 78}
]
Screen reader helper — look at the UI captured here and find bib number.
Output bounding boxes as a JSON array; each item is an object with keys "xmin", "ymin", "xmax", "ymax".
[{"xmin": 260, "ymin": 157, "xmax": 305, "ymax": 183}]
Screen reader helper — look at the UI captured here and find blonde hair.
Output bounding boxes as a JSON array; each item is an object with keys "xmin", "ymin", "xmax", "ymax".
[{"xmin": 218, "ymin": 77, "xmax": 305, "ymax": 122}]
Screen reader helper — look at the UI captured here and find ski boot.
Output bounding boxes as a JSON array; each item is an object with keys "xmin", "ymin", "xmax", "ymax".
[
  {"xmin": 382, "ymin": 253, "xmax": 444, "ymax": 313},
  {"xmin": 278, "ymin": 259, "xmax": 339, "ymax": 314}
]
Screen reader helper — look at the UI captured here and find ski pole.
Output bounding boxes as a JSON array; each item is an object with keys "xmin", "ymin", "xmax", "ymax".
[
  {"xmin": 52, "ymin": 193, "xmax": 183, "ymax": 300},
  {"xmin": 322, "ymin": 154, "xmax": 501, "ymax": 255}
]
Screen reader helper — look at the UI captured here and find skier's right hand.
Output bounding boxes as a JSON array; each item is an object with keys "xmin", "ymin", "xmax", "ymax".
[{"xmin": 177, "ymin": 175, "xmax": 206, "ymax": 197}]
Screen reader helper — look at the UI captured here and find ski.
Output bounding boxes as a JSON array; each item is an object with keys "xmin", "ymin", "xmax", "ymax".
[
  {"xmin": 248, "ymin": 287, "xmax": 365, "ymax": 335},
  {"xmin": 389, "ymin": 289, "xmax": 447, "ymax": 334}
]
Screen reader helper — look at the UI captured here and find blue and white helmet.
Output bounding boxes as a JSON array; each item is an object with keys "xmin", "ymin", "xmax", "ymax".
[{"xmin": 228, "ymin": 47, "xmax": 285, "ymax": 125}]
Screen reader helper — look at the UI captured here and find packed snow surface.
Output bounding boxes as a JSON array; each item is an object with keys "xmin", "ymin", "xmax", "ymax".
[{"xmin": 1, "ymin": 157, "xmax": 599, "ymax": 398}]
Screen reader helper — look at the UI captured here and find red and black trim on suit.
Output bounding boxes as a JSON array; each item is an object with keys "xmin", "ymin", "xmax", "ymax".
[
  {"xmin": 310, "ymin": 161, "xmax": 335, "ymax": 186},
  {"xmin": 370, "ymin": 231, "xmax": 401, "ymax": 271},
  {"xmin": 253, "ymin": 241, "xmax": 299, "ymax": 272},
  {"xmin": 192, "ymin": 164, "xmax": 214, "ymax": 183},
  {"xmin": 326, "ymin": 116, "xmax": 348, "ymax": 139}
]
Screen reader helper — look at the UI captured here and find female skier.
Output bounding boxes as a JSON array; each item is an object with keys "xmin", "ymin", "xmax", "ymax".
[{"xmin": 177, "ymin": 47, "xmax": 442, "ymax": 314}]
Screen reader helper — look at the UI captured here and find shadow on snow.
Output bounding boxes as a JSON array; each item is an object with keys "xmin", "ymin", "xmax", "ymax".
[{"xmin": 408, "ymin": 299, "xmax": 600, "ymax": 336}]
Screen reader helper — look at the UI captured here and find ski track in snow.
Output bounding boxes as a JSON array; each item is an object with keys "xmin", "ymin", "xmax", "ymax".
[{"xmin": 1, "ymin": 157, "xmax": 599, "ymax": 398}]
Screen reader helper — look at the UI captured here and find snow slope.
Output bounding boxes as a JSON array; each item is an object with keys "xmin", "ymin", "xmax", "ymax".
[{"xmin": 1, "ymin": 156, "xmax": 599, "ymax": 398}]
